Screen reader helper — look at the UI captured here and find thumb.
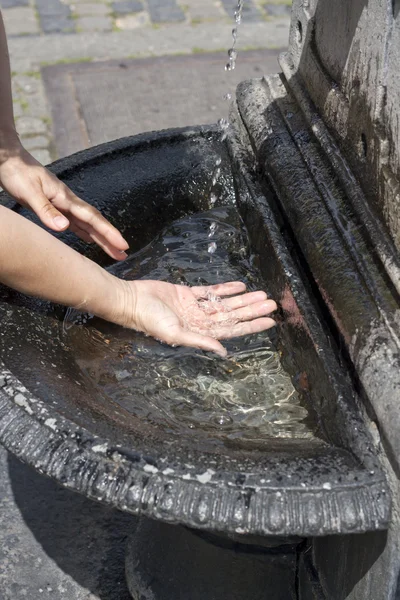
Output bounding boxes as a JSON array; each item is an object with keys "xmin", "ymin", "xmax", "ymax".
[{"xmin": 30, "ymin": 190, "xmax": 70, "ymax": 232}]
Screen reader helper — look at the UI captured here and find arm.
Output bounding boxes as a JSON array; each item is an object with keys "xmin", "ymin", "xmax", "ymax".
[
  {"xmin": 0, "ymin": 205, "xmax": 124, "ymax": 321},
  {"xmin": 0, "ymin": 12, "xmax": 128, "ymax": 260},
  {"xmin": 0, "ymin": 12, "xmax": 16, "ymax": 152},
  {"xmin": 0, "ymin": 205, "xmax": 277, "ymax": 356}
]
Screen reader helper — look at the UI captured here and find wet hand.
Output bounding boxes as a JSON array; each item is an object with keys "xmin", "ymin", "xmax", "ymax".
[
  {"xmin": 0, "ymin": 145, "xmax": 129, "ymax": 260},
  {"xmin": 119, "ymin": 280, "xmax": 277, "ymax": 357}
]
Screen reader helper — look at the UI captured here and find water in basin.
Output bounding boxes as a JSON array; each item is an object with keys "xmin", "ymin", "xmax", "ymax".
[{"xmin": 64, "ymin": 206, "xmax": 316, "ymax": 444}]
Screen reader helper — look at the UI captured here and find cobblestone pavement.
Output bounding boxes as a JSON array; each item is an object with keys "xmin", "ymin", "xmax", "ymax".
[
  {"xmin": 1, "ymin": 0, "xmax": 291, "ymax": 164},
  {"xmin": 0, "ymin": 3, "xmax": 291, "ymax": 600}
]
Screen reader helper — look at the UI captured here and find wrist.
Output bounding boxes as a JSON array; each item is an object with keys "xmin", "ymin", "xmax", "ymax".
[
  {"xmin": 0, "ymin": 127, "xmax": 22, "ymax": 164},
  {"xmin": 85, "ymin": 269, "xmax": 138, "ymax": 329}
]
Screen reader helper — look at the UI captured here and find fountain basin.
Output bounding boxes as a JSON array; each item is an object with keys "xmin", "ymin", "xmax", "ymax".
[{"xmin": 0, "ymin": 125, "xmax": 390, "ymax": 538}]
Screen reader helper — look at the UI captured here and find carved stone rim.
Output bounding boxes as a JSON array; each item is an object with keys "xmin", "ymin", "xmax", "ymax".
[{"xmin": 0, "ymin": 364, "xmax": 389, "ymax": 537}]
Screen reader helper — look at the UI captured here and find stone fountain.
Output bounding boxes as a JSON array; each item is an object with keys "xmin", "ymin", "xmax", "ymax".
[{"xmin": 0, "ymin": 0, "xmax": 399, "ymax": 598}]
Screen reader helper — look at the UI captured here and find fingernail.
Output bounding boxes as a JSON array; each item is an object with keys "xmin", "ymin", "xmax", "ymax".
[{"xmin": 53, "ymin": 215, "xmax": 69, "ymax": 229}]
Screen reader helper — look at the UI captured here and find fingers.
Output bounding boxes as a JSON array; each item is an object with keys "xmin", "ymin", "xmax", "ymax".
[
  {"xmin": 76, "ymin": 224, "xmax": 128, "ymax": 261},
  {"xmin": 61, "ymin": 188, "xmax": 129, "ymax": 252},
  {"xmin": 217, "ymin": 290, "xmax": 268, "ymax": 310},
  {"xmin": 172, "ymin": 330, "xmax": 228, "ymax": 357},
  {"xmin": 191, "ymin": 281, "xmax": 246, "ymax": 299},
  {"xmin": 213, "ymin": 299, "xmax": 277, "ymax": 323},
  {"xmin": 29, "ymin": 188, "xmax": 70, "ymax": 232},
  {"xmin": 216, "ymin": 317, "xmax": 276, "ymax": 339},
  {"xmin": 67, "ymin": 222, "xmax": 95, "ymax": 245}
]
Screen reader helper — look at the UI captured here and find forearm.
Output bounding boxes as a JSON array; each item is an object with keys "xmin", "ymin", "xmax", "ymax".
[
  {"xmin": 0, "ymin": 206, "xmax": 127, "ymax": 320},
  {"xmin": 0, "ymin": 11, "xmax": 19, "ymax": 153}
]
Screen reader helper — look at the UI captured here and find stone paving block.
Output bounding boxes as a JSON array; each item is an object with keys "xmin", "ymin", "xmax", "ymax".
[
  {"xmin": 12, "ymin": 101, "xmax": 24, "ymax": 118},
  {"xmin": 220, "ymin": 0, "xmax": 263, "ymax": 21},
  {"xmin": 185, "ymin": 0, "xmax": 224, "ymax": 22},
  {"xmin": 30, "ymin": 148, "xmax": 52, "ymax": 164},
  {"xmin": 264, "ymin": 3, "xmax": 291, "ymax": 16},
  {"xmin": 1, "ymin": 6, "xmax": 39, "ymax": 35},
  {"xmin": 0, "ymin": 0, "xmax": 28, "ymax": 9},
  {"xmin": 112, "ymin": 0, "xmax": 143, "ymax": 15},
  {"xmin": 147, "ymin": 0, "xmax": 185, "ymax": 23},
  {"xmin": 116, "ymin": 11, "xmax": 149, "ymax": 29},
  {"xmin": 77, "ymin": 15, "xmax": 112, "ymax": 30},
  {"xmin": 36, "ymin": 0, "xmax": 75, "ymax": 33},
  {"xmin": 16, "ymin": 116, "xmax": 47, "ymax": 136},
  {"xmin": 73, "ymin": 2, "xmax": 110, "ymax": 15},
  {"xmin": 12, "ymin": 73, "xmax": 41, "ymax": 95},
  {"xmin": 21, "ymin": 135, "xmax": 49, "ymax": 151}
]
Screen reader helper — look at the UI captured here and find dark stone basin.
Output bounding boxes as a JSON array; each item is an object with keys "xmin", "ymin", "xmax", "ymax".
[{"xmin": 0, "ymin": 126, "xmax": 390, "ymax": 538}]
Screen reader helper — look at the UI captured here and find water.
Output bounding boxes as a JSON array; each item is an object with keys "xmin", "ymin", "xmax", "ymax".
[
  {"xmin": 64, "ymin": 207, "xmax": 315, "ymax": 444},
  {"xmin": 207, "ymin": 0, "xmax": 245, "ymax": 254}
]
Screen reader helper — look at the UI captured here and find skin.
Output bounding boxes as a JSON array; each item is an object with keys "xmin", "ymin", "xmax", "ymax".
[{"xmin": 0, "ymin": 12, "xmax": 277, "ymax": 356}]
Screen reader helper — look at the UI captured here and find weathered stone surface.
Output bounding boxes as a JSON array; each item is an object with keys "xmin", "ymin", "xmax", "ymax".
[
  {"xmin": 73, "ymin": 3, "xmax": 110, "ymax": 16},
  {"xmin": 112, "ymin": 0, "xmax": 143, "ymax": 15},
  {"xmin": 184, "ymin": 0, "xmax": 224, "ymax": 22},
  {"xmin": 36, "ymin": 0, "xmax": 74, "ymax": 33},
  {"xmin": 30, "ymin": 148, "xmax": 52, "ymax": 164},
  {"xmin": 1, "ymin": 6, "xmax": 40, "ymax": 35},
  {"xmin": 264, "ymin": 3, "xmax": 292, "ymax": 16},
  {"xmin": 0, "ymin": 447, "xmax": 134, "ymax": 600},
  {"xmin": 147, "ymin": 0, "xmax": 185, "ymax": 23},
  {"xmin": 220, "ymin": 0, "xmax": 263, "ymax": 21},
  {"xmin": 115, "ymin": 11, "xmax": 149, "ymax": 29},
  {"xmin": 15, "ymin": 116, "xmax": 47, "ymax": 135},
  {"xmin": 77, "ymin": 15, "xmax": 112, "ymax": 30},
  {"xmin": 0, "ymin": 0, "xmax": 28, "ymax": 8},
  {"xmin": 21, "ymin": 135, "xmax": 49, "ymax": 150}
]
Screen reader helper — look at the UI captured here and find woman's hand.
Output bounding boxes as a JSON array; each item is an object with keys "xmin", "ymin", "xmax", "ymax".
[
  {"xmin": 115, "ymin": 280, "xmax": 277, "ymax": 356},
  {"xmin": 0, "ymin": 143, "xmax": 129, "ymax": 260}
]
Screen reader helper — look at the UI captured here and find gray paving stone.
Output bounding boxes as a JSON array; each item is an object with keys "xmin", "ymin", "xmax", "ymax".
[
  {"xmin": 116, "ymin": 11, "xmax": 149, "ymax": 28},
  {"xmin": 220, "ymin": 0, "xmax": 263, "ymax": 21},
  {"xmin": 0, "ymin": 0, "xmax": 28, "ymax": 8},
  {"xmin": 185, "ymin": 0, "xmax": 224, "ymax": 22},
  {"xmin": 12, "ymin": 74, "xmax": 41, "ymax": 95},
  {"xmin": 112, "ymin": 0, "xmax": 143, "ymax": 15},
  {"xmin": 36, "ymin": 0, "xmax": 75, "ymax": 33},
  {"xmin": 264, "ymin": 3, "xmax": 291, "ymax": 16},
  {"xmin": 77, "ymin": 15, "xmax": 112, "ymax": 30},
  {"xmin": 8, "ymin": 21, "xmax": 290, "ymax": 72},
  {"xmin": 21, "ymin": 135, "xmax": 50, "ymax": 150},
  {"xmin": 16, "ymin": 116, "xmax": 47, "ymax": 136},
  {"xmin": 147, "ymin": 0, "xmax": 185, "ymax": 23},
  {"xmin": 1, "ymin": 6, "xmax": 39, "ymax": 35},
  {"xmin": 73, "ymin": 3, "xmax": 110, "ymax": 15},
  {"xmin": 30, "ymin": 148, "xmax": 52, "ymax": 164},
  {"xmin": 12, "ymin": 101, "xmax": 24, "ymax": 118}
]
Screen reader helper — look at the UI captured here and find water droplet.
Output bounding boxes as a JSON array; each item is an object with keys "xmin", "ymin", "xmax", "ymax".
[
  {"xmin": 228, "ymin": 48, "xmax": 237, "ymax": 61},
  {"xmin": 208, "ymin": 222, "xmax": 217, "ymax": 237},
  {"xmin": 208, "ymin": 242, "xmax": 217, "ymax": 254},
  {"xmin": 212, "ymin": 414, "xmax": 233, "ymax": 426},
  {"xmin": 210, "ymin": 193, "xmax": 217, "ymax": 206},
  {"xmin": 224, "ymin": 92, "xmax": 232, "ymax": 101}
]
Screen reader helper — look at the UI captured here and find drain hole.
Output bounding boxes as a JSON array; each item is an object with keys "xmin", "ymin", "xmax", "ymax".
[
  {"xmin": 361, "ymin": 133, "xmax": 368, "ymax": 157},
  {"xmin": 296, "ymin": 20, "xmax": 303, "ymax": 45}
]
